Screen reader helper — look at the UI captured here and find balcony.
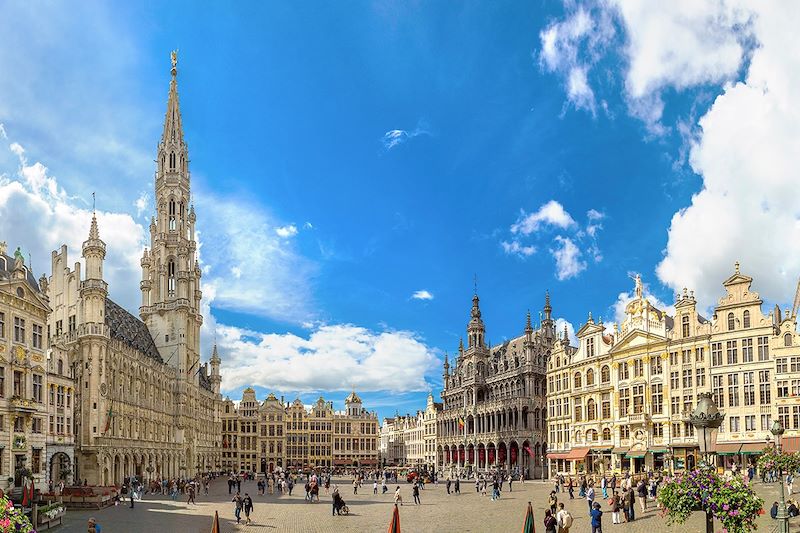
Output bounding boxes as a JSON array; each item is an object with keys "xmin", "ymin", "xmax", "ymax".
[
  {"xmin": 629, "ymin": 412, "xmax": 650, "ymax": 425},
  {"xmin": 10, "ymin": 396, "xmax": 41, "ymax": 413}
]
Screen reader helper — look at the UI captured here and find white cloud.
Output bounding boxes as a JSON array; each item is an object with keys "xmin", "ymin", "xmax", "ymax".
[
  {"xmin": 550, "ymin": 236, "xmax": 586, "ymax": 281},
  {"xmin": 0, "ymin": 141, "xmax": 146, "ymax": 310},
  {"xmin": 134, "ymin": 192, "xmax": 148, "ymax": 218},
  {"xmin": 611, "ymin": 274, "xmax": 675, "ymax": 326},
  {"xmin": 511, "ymin": 200, "xmax": 577, "ymax": 235},
  {"xmin": 275, "ymin": 224, "xmax": 298, "ymax": 238},
  {"xmin": 217, "ymin": 323, "xmax": 437, "ymax": 394},
  {"xmin": 411, "ymin": 290, "xmax": 434, "ymax": 301},
  {"xmin": 381, "ymin": 121, "xmax": 431, "ymax": 151},
  {"xmin": 501, "ymin": 240, "xmax": 537, "ymax": 257},
  {"xmin": 0, "ymin": 124, "xmax": 6, "ymax": 140},
  {"xmin": 656, "ymin": 5, "xmax": 800, "ymax": 309}
]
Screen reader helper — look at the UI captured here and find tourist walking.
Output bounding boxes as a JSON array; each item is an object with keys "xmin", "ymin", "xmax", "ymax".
[
  {"xmin": 625, "ymin": 487, "xmax": 636, "ymax": 521},
  {"xmin": 232, "ymin": 492, "xmax": 243, "ymax": 524},
  {"xmin": 590, "ymin": 502, "xmax": 603, "ymax": 533},
  {"xmin": 637, "ymin": 479, "xmax": 647, "ymax": 513},
  {"xmin": 187, "ymin": 482, "xmax": 196, "ymax": 505},
  {"xmin": 601, "ymin": 476, "xmax": 608, "ymax": 499},
  {"xmin": 394, "ymin": 486, "xmax": 403, "ymax": 506},
  {"xmin": 413, "ymin": 482, "xmax": 421, "ymax": 505},
  {"xmin": 556, "ymin": 502, "xmax": 573, "ymax": 533},
  {"xmin": 610, "ymin": 491, "xmax": 621, "ymax": 524},
  {"xmin": 454, "ymin": 477, "xmax": 461, "ymax": 494},
  {"xmin": 243, "ymin": 493, "xmax": 254, "ymax": 525},
  {"xmin": 548, "ymin": 490, "xmax": 558, "ymax": 514},
  {"xmin": 446, "ymin": 477, "xmax": 451, "ymax": 495}
]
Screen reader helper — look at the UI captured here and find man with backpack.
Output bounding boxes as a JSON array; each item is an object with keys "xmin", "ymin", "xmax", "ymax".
[{"xmin": 556, "ymin": 502, "xmax": 573, "ymax": 533}]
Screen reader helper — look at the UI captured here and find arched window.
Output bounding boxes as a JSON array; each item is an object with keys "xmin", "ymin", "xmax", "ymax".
[
  {"xmin": 785, "ymin": 333, "xmax": 792, "ymax": 347},
  {"xmin": 586, "ymin": 368, "xmax": 595, "ymax": 386},
  {"xmin": 574, "ymin": 372, "xmax": 582, "ymax": 389},
  {"xmin": 587, "ymin": 399, "xmax": 597, "ymax": 421},
  {"xmin": 682, "ymin": 315, "xmax": 690, "ymax": 338},
  {"xmin": 167, "ymin": 260, "xmax": 176, "ymax": 297},
  {"xmin": 727, "ymin": 312, "xmax": 735, "ymax": 331},
  {"xmin": 601, "ymin": 365, "xmax": 610, "ymax": 383},
  {"xmin": 57, "ymin": 359, "xmax": 63, "ymax": 375},
  {"xmin": 743, "ymin": 310, "xmax": 750, "ymax": 328},
  {"xmin": 587, "ymin": 429, "xmax": 598, "ymax": 442},
  {"xmin": 602, "ymin": 427, "xmax": 611, "ymax": 441},
  {"xmin": 168, "ymin": 200, "xmax": 177, "ymax": 230}
]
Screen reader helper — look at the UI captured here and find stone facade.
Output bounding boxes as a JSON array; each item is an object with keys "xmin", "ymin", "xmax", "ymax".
[
  {"xmin": 46, "ymin": 53, "xmax": 222, "ymax": 486},
  {"xmin": 546, "ymin": 266, "xmax": 800, "ymax": 476},
  {"xmin": 379, "ymin": 393, "xmax": 441, "ymax": 468},
  {"xmin": 0, "ymin": 245, "xmax": 58, "ymax": 491},
  {"xmin": 438, "ymin": 292, "xmax": 553, "ymax": 478},
  {"xmin": 221, "ymin": 390, "xmax": 378, "ymax": 472}
]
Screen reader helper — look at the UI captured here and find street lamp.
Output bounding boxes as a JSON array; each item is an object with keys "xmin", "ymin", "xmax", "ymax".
[
  {"xmin": 689, "ymin": 392, "xmax": 725, "ymax": 533},
  {"xmin": 770, "ymin": 420, "xmax": 789, "ymax": 533}
]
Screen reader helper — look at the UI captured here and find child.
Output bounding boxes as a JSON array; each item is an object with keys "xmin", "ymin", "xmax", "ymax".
[{"xmin": 590, "ymin": 502, "xmax": 603, "ymax": 533}]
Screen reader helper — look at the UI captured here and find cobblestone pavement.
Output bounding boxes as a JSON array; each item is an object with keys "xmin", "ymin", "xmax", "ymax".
[{"xmin": 57, "ymin": 477, "xmax": 792, "ymax": 532}]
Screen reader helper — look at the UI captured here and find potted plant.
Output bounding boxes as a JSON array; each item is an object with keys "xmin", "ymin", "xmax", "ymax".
[
  {"xmin": 658, "ymin": 466, "xmax": 764, "ymax": 533},
  {"xmin": 36, "ymin": 501, "xmax": 66, "ymax": 524},
  {"xmin": 0, "ymin": 495, "xmax": 35, "ymax": 532}
]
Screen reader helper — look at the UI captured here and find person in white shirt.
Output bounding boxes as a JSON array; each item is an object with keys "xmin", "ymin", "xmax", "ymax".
[{"xmin": 556, "ymin": 502, "xmax": 573, "ymax": 533}]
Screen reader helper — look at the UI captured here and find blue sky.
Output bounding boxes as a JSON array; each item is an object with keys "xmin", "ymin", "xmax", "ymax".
[{"xmin": 1, "ymin": 1, "xmax": 799, "ymax": 421}]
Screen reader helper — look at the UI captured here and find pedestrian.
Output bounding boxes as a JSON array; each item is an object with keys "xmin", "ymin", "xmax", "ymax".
[
  {"xmin": 382, "ymin": 478, "xmax": 388, "ymax": 494},
  {"xmin": 446, "ymin": 477, "xmax": 451, "ymax": 495},
  {"xmin": 475, "ymin": 477, "xmax": 481, "ymax": 493},
  {"xmin": 332, "ymin": 485, "xmax": 345, "ymax": 516},
  {"xmin": 568, "ymin": 478, "xmax": 574, "ymax": 500},
  {"xmin": 787, "ymin": 473, "xmax": 794, "ymax": 495},
  {"xmin": 770, "ymin": 501, "xmax": 778, "ymax": 519},
  {"xmin": 232, "ymin": 492, "xmax": 243, "ymax": 524},
  {"xmin": 243, "ymin": 493, "xmax": 253, "ymax": 525},
  {"xmin": 87, "ymin": 518, "xmax": 102, "ymax": 533},
  {"xmin": 544, "ymin": 509, "xmax": 557, "ymax": 533},
  {"xmin": 611, "ymin": 491, "xmax": 621, "ymax": 524},
  {"xmin": 394, "ymin": 486, "xmax": 403, "ymax": 506},
  {"xmin": 586, "ymin": 484, "xmax": 595, "ymax": 515},
  {"xmin": 626, "ymin": 487, "xmax": 636, "ymax": 521},
  {"xmin": 601, "ymin": 476, "xmax": 608, "ymax": 499},
  {"xmin": 637, "ymin": 479, "xmax": 647, "ymax": 513},
  {"xmin": 127, "ymin": 482, "xmax": 135, "ymax": 509},
  {"xmin": 373, "ymin": 479, "xmax": 378, "ymax": 494},
  {"xmin": 590, "ymin": 502, "xmax": 603, "ymax": 533},
  {"xmin": 509, "ymin": 474, "xmax": 514, "ymax": 492},
  {"xmin": 454, "ymin": 477, "xmax": 460, "ymax": 494},
  {"xmin": 413, "ymin": 482, "xmax": 421, "ymax": 505},
  {"xmin": 548, "ymin": 490, "xmax": 558, "ymax": 514},
  {"xmin": 556, "ymin": 502, "xmax": 573, "ymax": 533},
  {"xmin": 187, "ymin": 482, "xmax": 196, "ymax": 505},
  {"xmin": 353, "ymin": 478, "xmax": 358, "ymax": 495}
]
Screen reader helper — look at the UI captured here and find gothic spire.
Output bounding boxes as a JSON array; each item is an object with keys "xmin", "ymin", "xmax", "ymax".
[
  {"xmin": 89, "ymin": 213, "xmax": 100, "ymax": 240},
  {"xmin": 211, "ymin": 343, "xmax": 221, "ymax": 364},
  {"xmin": 161, "ymin": 50, "xmax": 185, "ymax": 149},
  {"xmin": 525, "ymin": 310, "xmax": 533, "ymax": 333}
]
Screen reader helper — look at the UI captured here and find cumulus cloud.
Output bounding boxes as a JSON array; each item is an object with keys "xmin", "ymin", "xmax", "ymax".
[
  {"xmin": 134, "ymin": 192, "xmax": 148, "ymax": 218},
  {"xmin": 551, "ymin": 236, "xmax": 587, "ymax": 280},
  {"xmin": 0, "ymin": 140, "xmax": 146, "ymax": 310},
  {"xmin": 411, "ymin": 290, "xmax": 434, "ymax": 301},
  {"xmin": 275, "ymin": 224, "xmax": 299, "ymax": 238},
  {"xmin": 502, "ymin": 201, "xmax": 603, "ymax": 279},
  {"xmin": 511, "ymin": 200, "xmax": 577, "ymax": 235},
  {"xmin": 656, "ymin": 5, "xmax": 800, "ymax": 309},
  {"xmin": 610, "ymin": 273, "xmax": 675, "ymax": 326},
  {"xmin": 555, "ymin": 317, "xmax": 578, "ymax": 346},
  {"xmin": 381, "ymin": 120, "xmax": 431, "ymax": 151},
  {"xmin": 217, "ymin": 323, "xmax": 437, "ymax": 394}
]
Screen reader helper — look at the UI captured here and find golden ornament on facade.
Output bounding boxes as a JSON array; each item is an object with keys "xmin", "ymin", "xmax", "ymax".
[{"xmin": 14, "ymin": 345, "xmax": 25, "ymax": 362}]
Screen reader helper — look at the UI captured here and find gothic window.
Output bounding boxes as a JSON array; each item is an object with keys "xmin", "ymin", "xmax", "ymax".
[
  {"xmin": 727, "ymin": 312, "xmax": 735, "ymax": 331},
  {"xmin": 180, "ymin": 202, "xmax": 185, "ymax": 223},
  {"xmin": 743, "ymin": 310, "xmax": 750, "ymax": 328},
  {"xmin": 682, "ymin": 315, "xmax": 690, "ymax": 338},
  {"xmin": 168, "ymin": 260, "xmax": 176, "ymax": 297},
  {"xmin": 57, "ymin": 359, "xmax": 63, "ymax": 375},
  {"xmin": 169, "ymin": 200, "xmax": 177, "ymax": 230},
  {"xmin": 169, "ymin": 152, "xmax": 176, "ymax": 170}
]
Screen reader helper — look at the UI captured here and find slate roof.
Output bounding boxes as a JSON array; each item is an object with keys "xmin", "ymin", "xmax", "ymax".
[
  {"xmin": 0, "ymin": 254, "xmax": 40, "ymax": 291},
  {"xmin": 198, "ymin": 364, "xmax": 212, "ymax": 392},
  {"xmin": 104, "ymin": 298, "xmax": 162, "ymax": 362}
]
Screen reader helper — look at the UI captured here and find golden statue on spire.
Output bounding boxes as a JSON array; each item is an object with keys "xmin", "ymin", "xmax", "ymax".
[{"xmin": 170, "ymin": 50, "xmax": 178, "ymax": 75}]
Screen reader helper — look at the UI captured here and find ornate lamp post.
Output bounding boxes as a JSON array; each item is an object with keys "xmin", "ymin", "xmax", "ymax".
[
  {"xmin": 770, "ymin": 420, "xmax": 789, "ymax": 533},
  {"xmin": 689, "ymin": 392, "xmax": 725, "ymax": 533}
]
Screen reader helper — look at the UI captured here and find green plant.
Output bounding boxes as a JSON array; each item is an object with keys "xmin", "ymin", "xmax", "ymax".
[
  {"xmin": 658, "ymin": 467, "xmax": 764, "ymax": 533},
  {"xmin": 0, "ymin": 495, "xmax": 35, "ymax": 532},
  {"xmin": 756, "ymin": 446, "xmax": 800, "ymax": 474}
]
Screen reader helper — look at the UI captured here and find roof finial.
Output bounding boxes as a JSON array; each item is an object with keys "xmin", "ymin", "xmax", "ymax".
[
  {"xmin": 92, "ymin": 191, "xmax": 96, "ymax": 215},
  {"xmin": 734, "ymin": 261, "xmax": 740, "ymax": 274}
]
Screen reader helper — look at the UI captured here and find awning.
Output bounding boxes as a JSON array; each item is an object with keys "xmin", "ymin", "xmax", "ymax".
[
  {"xmin": 546, "ymin": 452, "xmax": 570, "ymax": 460},
  {"xmin": 625, "ymin": 451, "xmax": 646, "ymax": 459},
  {"xmin": 715, "ymin": 443, "xmax": 742, "ymax": 456},
  {"xmin": 591, "ymin": 448, "xmax": 613, "ymax": 453},
  {"xmin": 739, "ymin": 443, "xmax": 768, "ymax": 455},
  {"xmin": 648, "ymin": 447, "xmax": 669, "ymax": 454},
  {"xmin": 564, "ymin": 447, "xmax": 591, "ymax": 461},
  {"xmin": 333, "ymin": 459, "xmax": 349, "ymax": 466},
  {"xmin": 611, "ymin": 447, "xmax": 629, "ymax": 455},
  {"xmin": 782, "ymin": 437, "xmax": 800, "ymax": 453}
]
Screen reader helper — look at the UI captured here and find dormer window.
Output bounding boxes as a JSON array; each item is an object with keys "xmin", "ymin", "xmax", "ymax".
[
  {"xmin": 586, "ymin": 337, "xmax": 595, "ymax": 357},
  {"xmin": 682, "ymin": 315, "xmax": 690, "ymax": 338},
  {"xmin": 785, "ymin": 333, "xmax": 792, "ymax": 347}
]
